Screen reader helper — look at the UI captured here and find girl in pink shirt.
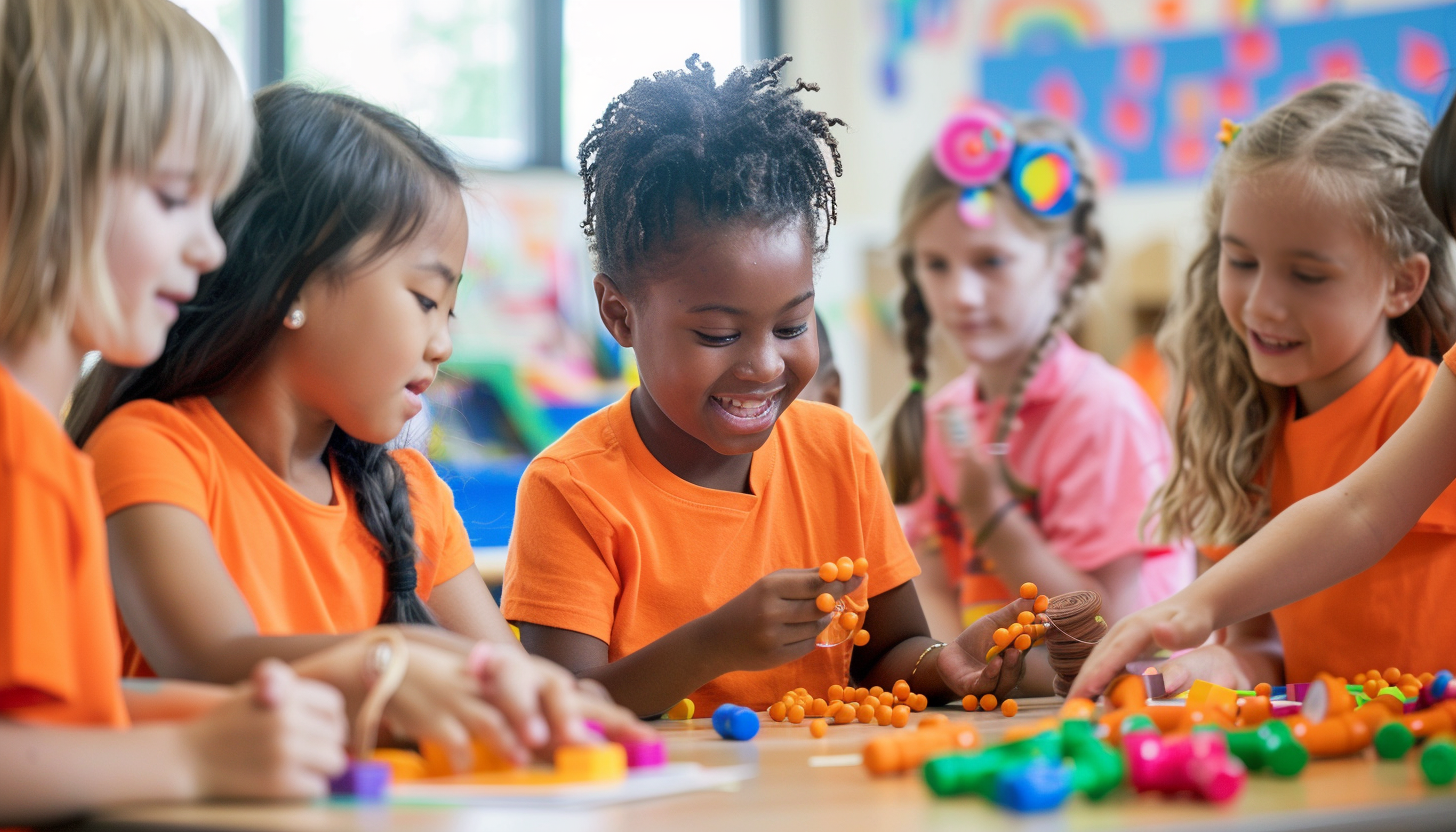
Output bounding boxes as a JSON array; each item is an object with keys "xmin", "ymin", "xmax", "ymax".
[{"xmin": 883, "ymin": 106, "xmax": 1192, "ymax": 680}]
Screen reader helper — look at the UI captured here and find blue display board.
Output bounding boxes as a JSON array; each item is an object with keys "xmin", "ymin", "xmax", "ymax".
[{"xmin": 982, "ymin": 6, "xmax": 1456, "ymax": 184}]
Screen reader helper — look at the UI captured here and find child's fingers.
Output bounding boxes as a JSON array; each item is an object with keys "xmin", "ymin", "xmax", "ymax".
[
  {"xmin": 574, "ymin": 691, "xmax": 656, "ymax": 743},
  {"xmin": 782, "ymin": 618, "xmax": 830, "ymax": 645},
  {"xmin": 1066, "ymin": 614, "xmax": 1158, "ymax": 699},
  {"xmin": 780, "ymin": 572, "xmax": 864, "ymax": 601},
  {"xmin": 248, "ymin": 657, "xmax": 293, "ymax": 710},
  {"xmin": 992, "ymin": 647, "xmax": 1024, "ymax": 700},
  {"xmin": 469, "ymin": 644, "xmax": 551, "ymax": 751}
]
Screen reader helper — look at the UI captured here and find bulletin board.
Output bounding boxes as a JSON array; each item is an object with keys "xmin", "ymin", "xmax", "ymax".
[{"xmin": 981, "ymin": 5, "xmax": 1456, "ymax": 185}]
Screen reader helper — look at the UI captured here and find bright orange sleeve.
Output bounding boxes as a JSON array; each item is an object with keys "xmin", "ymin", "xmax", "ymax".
[
  {"xmin": 392, "ymin": 449, "xmax": 473, "ymax": 586},
  {"xmin": 87, "ymin": 403, "xmax": 210, "ymax": 521},
  {"xmin": 0, "ymin": 468, "xmax": 77, "ymax": 710},
  {"xmin": 851, "ymin": 424, "xmax": 922, "ymax": 597},
  {"xmin": 502, "ymin": 458, "xmax": 619, "ymax": 643}
]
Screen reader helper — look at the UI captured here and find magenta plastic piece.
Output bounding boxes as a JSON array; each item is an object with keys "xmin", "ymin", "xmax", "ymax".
[
  {"xmin": 1123, "ymin": 729, "xmax": 1247, "ymax": 803},
  {"xmin": 329, "ymin": 759, "xmax": 391, "ymax": 801},
  {"xmin": 1270, "ymin": 702, "xmax": 1303, "ymax": 718},
  {"xmin": 1286, "ymin": 683, "xmax": 1310, "ymax": 703},
  {"xmin": 622, "ymin": 737, "xmax": 668, "ymax": 768}
]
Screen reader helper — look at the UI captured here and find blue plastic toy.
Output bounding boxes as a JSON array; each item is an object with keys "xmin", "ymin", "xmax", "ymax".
[
  {"xmin": 712, "ymin": 704, "xmax": 760, "ymax": 741},
  {"xmin": 993, "ymin": 758, "xmax": 1074, "ymax": 812}
]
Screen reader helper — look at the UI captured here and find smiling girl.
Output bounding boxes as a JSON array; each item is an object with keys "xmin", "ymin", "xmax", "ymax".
[
  {"xmin": 68, "ymin": 85, "xmax": 648, "ymax": 770},
  {"xmin": 1070, "ymin": 82, "xmax": 1456, "ymax": 696},
  {"xmin": 504, "ymin": 56, "xmax": 1046, "ymax": 717}
]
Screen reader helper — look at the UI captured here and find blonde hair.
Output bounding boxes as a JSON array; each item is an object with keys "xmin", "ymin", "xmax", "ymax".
[
  {"xmin": 1153, "ymin": 81, "xmax": 1456, "ymax": 546},
  {"xmin": 883, "ymin": 113, "xmax": 1106, "ymax": 504},
  {"xmin": 0, "ymin": 0, "xmax": 253, "ymax": 351}
]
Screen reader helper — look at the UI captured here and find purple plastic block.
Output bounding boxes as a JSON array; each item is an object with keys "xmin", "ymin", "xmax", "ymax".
[
  {"xmin": 622, "ymin": 737, "xmax": 668, "ymax": 768},
  {"xmin": 1286, "ymin": 683, "xmax": 1310, "ymax": 703},
  {"xmin": 329, "ymin": 759, "xmax": 391, "ymax": 801},
  {"xmin": 1270, "ymin": 701, "xmax": 1303, "ymax": 719}
]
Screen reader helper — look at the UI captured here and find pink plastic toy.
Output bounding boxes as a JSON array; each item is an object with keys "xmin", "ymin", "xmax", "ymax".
[
  {"xmin": 1123, "ymin": 728, "xmax": 1247, "ymax": 802},
  {"xmin": 622, "ymin": 737, "xmax": 668, "ymax": 769}
]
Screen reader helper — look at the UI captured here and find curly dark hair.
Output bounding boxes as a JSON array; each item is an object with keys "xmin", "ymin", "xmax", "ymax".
[{"xmin": 578, "ymin": 54, "xmax": 845, "ymax": 288}]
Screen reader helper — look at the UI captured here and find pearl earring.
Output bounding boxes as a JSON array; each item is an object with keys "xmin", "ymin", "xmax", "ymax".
[{"xmin": 285, "ymin": 309, "xmax": 306, "ymax": 329}]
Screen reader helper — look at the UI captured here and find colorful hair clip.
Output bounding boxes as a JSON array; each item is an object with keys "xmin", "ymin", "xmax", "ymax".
[
  {"xmin": 1217, "ymin": 118, "xmax": 1242, "ymax": 148},
  {"xmin": 933, "ymin": 103, "xmax": 1017, "ymax": 188},
  {"xmin": 957, "ymin": 187, "xmax": 996, "ymax": 228},
  {"xmin": 1009, "ymin": 143, "xmax": 1078, "ymax": 218}
]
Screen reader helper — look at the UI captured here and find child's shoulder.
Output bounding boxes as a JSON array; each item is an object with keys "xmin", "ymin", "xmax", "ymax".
[
  {"xmin": 86, "ymin": 396, "xmax": 212, "ymax": 455},
  {"xmin": 0, "ymin": 366, "xmax": 84, "ymax": 489}
]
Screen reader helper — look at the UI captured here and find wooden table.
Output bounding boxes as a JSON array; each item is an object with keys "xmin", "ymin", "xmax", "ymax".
[{"xmin": 82, "ymin": 698, "xmax": 1456, "ymax": 832}]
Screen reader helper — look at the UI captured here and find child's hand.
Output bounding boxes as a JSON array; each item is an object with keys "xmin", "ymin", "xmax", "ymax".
[
  {"xmin": 1152, "ymin": 645, "xmax": 1247, "ymax": 695},
  {"xmin": 937, "ymin": 597, "xmax": 1041, "ymax": 699},
  {"xmin": 939, "ymin": 407, "xmax": 1010, "ymax": 525},
  {"xmin": 1067, "ymin": 598, "xmax": 1215, "ymax": 699},
  {"xmin": 182, "ymin": 658, "xmax": 347, "ymax": 799},
  {"xmin": 708, "ymin": 569, "xmax": 864, "ymax": 672},
  {"xmin": 467, "ymin": 643, "xmax": 656, "ymax": 751}
]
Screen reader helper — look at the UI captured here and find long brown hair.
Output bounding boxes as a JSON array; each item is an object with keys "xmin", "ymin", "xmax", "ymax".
[
  {"xmin": 1153, "ymin": 81, "xmax": 1456, "ymax": 546},
  {"xmin": 883, "ymin": 113, "xmax": 1105, "ymax": 504}
]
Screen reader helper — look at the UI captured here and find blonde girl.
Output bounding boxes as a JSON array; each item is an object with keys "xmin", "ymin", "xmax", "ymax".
[
  {"xmin": 885, "ymin": 108, "xmax": 1191, "ymax": 676},
  {"xmin": 1072, "ymin": 82, "xmax": 1456, "ymax": 697},
  {"xmin": 0, "ymin": 0, "xmax": 346, "ymax": 823}
]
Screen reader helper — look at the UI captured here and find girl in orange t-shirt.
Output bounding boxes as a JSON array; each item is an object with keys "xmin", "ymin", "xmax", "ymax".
[
  {"xmin": 1071, "ymin": 82, "xmax": 1456, "ymax": 697},
  {"xmin": 0, "ymin": 1, "xmax": 349, "ymax": 823},
  {"xmin": 69, "ymin": 85, "xmax": 648, "ymax": 766},
  {"xmin": 505, "ymin": 57, "xmax": 1043, "ymax": 717}
]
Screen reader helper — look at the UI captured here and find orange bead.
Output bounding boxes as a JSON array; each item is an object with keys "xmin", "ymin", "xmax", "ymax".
[
  {"xmin": 816, "ymin": 592, "xmax": 836, "ymax": 613},
  {"xmin": 819, "ymin": 562, "xmax": 839, "ymax": 582},
  {"xmin": 992, "ymin": 628, "xmax": 1012, "ymax": 648},
  {"xmin": 769, "ymin": 701, "xmax": 787, "ymax": 722},
  {"xmin": 1367, "ymin": 670, "xmax": 1383, "ymax": 686},
  {"xmin": 810, "ymin": 698, "xmax": 828, "ymax": 716},
  {"xmin": 963, "ymin": 694, "xmax": 979, "ymax": 711},
  {"xmin": 810, "ymin": 718, "xmax": 828, "ymax": 738},
  {"xmin": 838, "ymin": 612, "xmax": 859, "ymax": 631},
  {"xmin": 794, "ymin": 687, "xmax": 808, "ymax": 696},
  {"xmin": 1033, "ymin": 595, "xmax": 1048, "ymax": 614},
  {"xmin": 919, "ymin": 713, "xmax": 949, "ymax": 729},
  {"xmin": 854, "ymin": 629, "xmax": 871, "ymax": 646},
  {"xmin": 858, "ymin": 703, "xmax": 877, "ymax": 723},
  {"xmin": 892, "ymin": 680, "xmax": 911, "ymax": 700},
  {"xmin": 828, "ymin": 684, "xmax": 844, "ymax": 701},
  {"xmin": 783, "ymin": 692, "xmax": 797, "ymax": 705},
  {"xmin": 980, "ymin": 694, "xmax": 998, "ymax": 712},
  {"xmin": 1421, "ymin": 672, "xmax": 1436, "ymax": 687},
  {"xmin": 1013, "ymin": 634, "xmax": 1032, "ymax": 651},
  {"xmin": 910, "ymin": 693, "xmax": 928, "ymax": 712},
  {"xmin": 834, "ymin": 703, "xmax": 856, "ymax": 724},
  {"xmin": 1400, "ymin": 685, "xmax": 1421, "ymax": 700},
  {"xmin": 1059, "ymin": 698, "xmax": 1095, "ymax": 720},
  {"xmin": 853, "ymin": 557, "xmax": 870, "ymax": 577},
  {"xmin": 1400, "ymin": 673, "xmax": 1420, "ymax": 688},
  {"xmin": 891, "ymin": 705, "xmax": 911, "ymax": 728},
  {"xmin": 1384, "ymin": 667, "xmax": 1402, "ymax": 685},
  {"xmin": 1254, "ymin": 682, "xmax": 1272, "ymax": 698},
  {"xmin": 876, "ymin": 704, "xmax": 894, "ymax": 725},
  {"xmin": 788, "ymin": 704, "xmax": 805, "ymax": 724},
  {"xmin": 880, "ymin": 692, "xmax": 894, "ymax": 707},
  {"xmin": 1363, "ymin": 679, "xmax": 1383, "ymax": 698},
  {"xmin": 836, "ymin": 557, "xmax": 855, "ymax": 582},
  {"xmin": 1007, "ymin": 622, "xmax": 1024, "ymax": 639},
  {"xmin": 1019, "ymin": 582, "xmax": 1038, "ymax": 600},
  {"xmin": 868, "ymin": 686, "xmax": 884, "ymax": 699},
  {"xmin": 1016, "ymin": 610, "xmax": 1035, "ymax": 626},
  {"xmin": 1002, "ymin": 698, "xmax": 1019, "ymax": 717}
]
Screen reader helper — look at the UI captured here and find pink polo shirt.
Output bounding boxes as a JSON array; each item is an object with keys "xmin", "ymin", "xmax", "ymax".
[{"xmin": 900, "ymin": 334, "xmax": 1192, "ymax": 622}]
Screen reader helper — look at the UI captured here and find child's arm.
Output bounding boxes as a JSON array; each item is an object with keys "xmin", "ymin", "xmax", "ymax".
[
  {"xmin": 121, "ymin": 677, "xmax": 230, "ymax": 722},
  {"xmin": 107, "ymin": 504, "xmax": 647, "ymax": 760},
  {"xmin": 518, "ymin": 570, "xmax": 864, "ymax": 717},
  {"xmin": 1070, "ymin": 368, "xmax": 1456, "ymax": 698},
  {"xmin": 0, "ymin": 660, "xmax": 345, "ymax": 827}
]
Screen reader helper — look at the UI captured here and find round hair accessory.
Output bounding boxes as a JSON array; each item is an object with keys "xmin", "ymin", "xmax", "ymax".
[
  {"xmin": 957, "ymin": 187, "xmax": 995, "ymax": 228},
  {"xmin": 1009, "ymin": 143, "xmax": 1078, "ymax": 217},
  {"xmin": 933, "ymin": 104, "xmax": 1016, "ymax": 188},
  {"xmin": 285, "ymin": 309, "xmax": 306, "ymax": 329}
]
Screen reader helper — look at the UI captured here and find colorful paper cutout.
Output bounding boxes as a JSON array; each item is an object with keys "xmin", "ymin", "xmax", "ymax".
[
  {"xmin": 986, "ymin": 0, "xmax": 1104, "ymax": 53},
  {"xmin": 1104, "ymin": 93, "xmax": 1152, "ymax": 150},
  {"xmin": 1032, "ymin": 68, "xmax": 1085, "ymax": 123},
  {"xmin": 934, "ymin": 105, "xmax": 1017, "ymax": 187},
  {"xmin": 1119, "ymin": 43, "xmax": 1165, "ymax": 92},
  {"xmin": 1010, "ymin": 144, "xmax": 1078, "ymax": 216},
  {"xmin": 1398, "ymin": 27, "xmax": 1447, "ymax": 94}
]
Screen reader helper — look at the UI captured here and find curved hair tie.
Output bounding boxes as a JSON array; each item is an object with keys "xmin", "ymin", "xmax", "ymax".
[{"xmin": 1217, "ymin": 117, "xmax": 1243, "ymax": 148}]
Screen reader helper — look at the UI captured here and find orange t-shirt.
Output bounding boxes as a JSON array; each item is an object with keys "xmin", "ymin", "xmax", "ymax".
[
  {"xmin": 0, "ymin": 364, "xmax": 128, "ymax": 727},
  {"xmin": 1207, "ymin": 345, "xmax": 1456, "ymax": 681},
  {"xmin": 85, "ymin": 397, "xmax": 476, "ymax": 676},
  {"xmin": 502, "ymin": 395, "xmax": 922, "ymax": 713}
]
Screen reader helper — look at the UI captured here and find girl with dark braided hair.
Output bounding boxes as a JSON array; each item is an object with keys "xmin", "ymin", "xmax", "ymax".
[
  {"xmin": 884, "ymin": 106, "xmax": 1191, "ymax": 675},
  {"xmin": 506, "ymin": 56, "xmax": 1049, "ymax": 717}
]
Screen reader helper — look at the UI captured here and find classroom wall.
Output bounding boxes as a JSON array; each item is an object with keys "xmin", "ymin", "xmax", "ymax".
[{"xmin": 780, "ymin": 0, "xmax": 1451, "ymax": 426}]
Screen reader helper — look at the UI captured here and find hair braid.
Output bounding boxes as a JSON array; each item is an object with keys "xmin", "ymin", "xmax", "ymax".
[{"xmin": 886, "ymin": 252, "xmax": 933, "ymax": 503}]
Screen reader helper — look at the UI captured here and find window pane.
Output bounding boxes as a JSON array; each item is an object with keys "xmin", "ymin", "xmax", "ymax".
[
  {"xmin": 563, "ymin": 0, "xmax": 743, "ymax": 166},
  {"xmin": 287, "ymin": 0, "xmax": 528, "ymax": 168},
  {"xmin": 173, "ymin": 0, "xmax": 248, "ymax": 89}
]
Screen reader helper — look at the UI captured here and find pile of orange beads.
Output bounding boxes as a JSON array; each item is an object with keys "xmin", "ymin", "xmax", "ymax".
[
  {"xmin": 769, "ymin": 679, "xmax": 930, "ymax": 736},
  {"xmin": 961, "ymin": 691, "xmax": 1019, "ymax": 717},
  {"xmin": 983, "ymin": 582, "xmax": 1050, "ymax": 663},
  {"xmin": 816, "ymin": 557, "xmax": 871, "ymax": 647},
  {"xmin": 1352, "ymin": 667, "xmax": 1432, "ymax": 701}
]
